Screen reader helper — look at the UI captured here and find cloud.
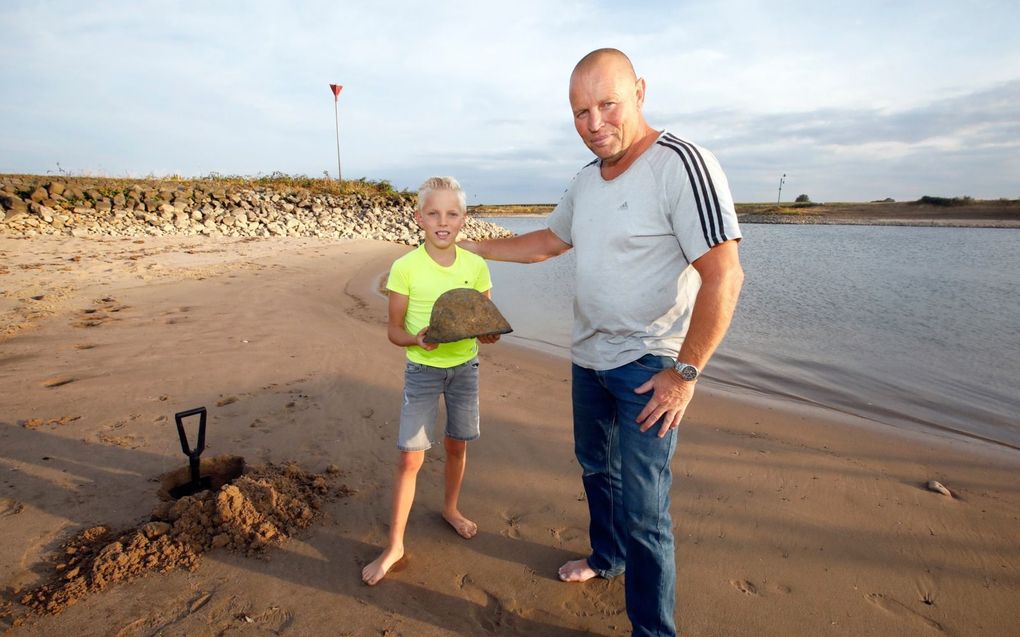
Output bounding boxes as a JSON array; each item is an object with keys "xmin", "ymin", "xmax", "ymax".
[
  {"xmin": 646, "ymin": 81, "xmax": 1020, "ymax": 201},
  {"xmin": 1, "ymin": 1, "xmax": 1018, "ymax": 201}
]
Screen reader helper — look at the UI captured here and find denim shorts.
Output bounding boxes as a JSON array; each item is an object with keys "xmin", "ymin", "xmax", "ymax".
[{"xmin": 398, "ymin": 357, "xmax": 480, "ymax": 451}]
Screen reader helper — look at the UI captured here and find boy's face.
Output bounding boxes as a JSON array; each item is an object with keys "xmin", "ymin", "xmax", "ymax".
[{"xmin": 415, "ymin": 189, "xmax": 466, "ymax": 249}]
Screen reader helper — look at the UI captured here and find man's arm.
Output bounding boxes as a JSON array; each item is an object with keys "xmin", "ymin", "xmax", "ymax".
[
  {"xmin": 459, "ymin": 229, "xmax": 571, "ymax": 263},
  {"xmin": 634, "ymin": 239, "xmax": 744, "ymax": 436}
]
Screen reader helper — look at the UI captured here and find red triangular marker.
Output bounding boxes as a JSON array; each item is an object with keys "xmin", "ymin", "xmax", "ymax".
[{"xmin": 329, "ymin": 84, "xmax": 343, "ymax": 100}]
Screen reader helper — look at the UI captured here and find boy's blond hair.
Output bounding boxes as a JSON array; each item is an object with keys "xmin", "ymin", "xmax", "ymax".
[{"xmin": 417, "ymin": 176, "xmax": 467, "ymax": 213}]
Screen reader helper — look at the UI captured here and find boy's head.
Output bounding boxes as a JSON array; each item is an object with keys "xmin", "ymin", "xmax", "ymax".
[{"xmin": 415, "ymin": 176, "xmax": 467, "ymax": 250}]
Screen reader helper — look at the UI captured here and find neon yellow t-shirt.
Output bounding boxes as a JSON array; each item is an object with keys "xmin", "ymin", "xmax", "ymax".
[{"xmin": 386, "ymin": 245, "xmax": 493, "ymax": 368}]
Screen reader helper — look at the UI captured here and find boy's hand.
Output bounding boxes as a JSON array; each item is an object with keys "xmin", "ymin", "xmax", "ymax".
[
  {"xmin": 477, "ymin": 334, "xmax": 501, "ymax": 344},
  {"xmin": 415, "ymin": 327, "xmax": 438, "ymax": 351}
]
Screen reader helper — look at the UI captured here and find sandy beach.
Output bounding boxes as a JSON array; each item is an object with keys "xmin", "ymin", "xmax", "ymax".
[{"xmin": 1, "ymin": 235, "xmax": 1018, "ymax": 636}]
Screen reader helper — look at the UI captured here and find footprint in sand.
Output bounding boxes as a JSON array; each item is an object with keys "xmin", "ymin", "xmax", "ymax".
[
  {"xmin": 459, "ymin": 574, "xmax": 516, "ymax": 632},
  {"xmin": 0, "ymin": 498, "xmax": 25, "ymax": 517},
  {"xmin": 113, "ymin": 592, "xmax": 293, "ymax": 637},
  {"xmin": 76, "ymin": 316, "xmax": 107, "ymax": 328},
  {"xmin": 561, "ymin": 576, "xmax": 625, "ymax": 616},
  {"xmin": 73, "ymin": 297, "xmax": 129, "ymax": 328},
  {"xmin": 98, "ymin": 431, "xmax": 141, "ymax": 449},
  {"xmin": 865, "ymin": 593, "xmax": 944, "ymax": 632},
  {"xmin": 21, "ymin": 415, "xmax": 81, "ymax": 429},
  {"xmin": 730, "ymin": 579, "xmax": 760, "ymax": 596},
  {"xmin": 500, "ymin": 511, "xmax": 523, "ymax": 539},
  {"xmin": 581, "ymin": 579, "xmax": 627, "ymax": 616},
  {"xmin": 550, "ymin": 526, "xmax": 584, "ymax": 544}
]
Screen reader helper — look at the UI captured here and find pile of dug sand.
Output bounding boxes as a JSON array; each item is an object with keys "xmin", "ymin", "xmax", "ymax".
[{"xmin": 9, "ymin": 459, "xmax": 351, "ymax": 619}]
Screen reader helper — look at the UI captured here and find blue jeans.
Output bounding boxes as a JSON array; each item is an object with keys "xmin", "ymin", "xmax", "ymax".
[
  {"xmin": 398, "ymin": 357, "xmax": 480, "ymax": 451},
  {"xmin": 573, "ymin": 354, "xmax": 678, "ymax": 637}
]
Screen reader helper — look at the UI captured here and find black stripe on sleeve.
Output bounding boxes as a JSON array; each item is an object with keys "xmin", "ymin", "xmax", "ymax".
[
  {"xmin": 656, "ymin": 139, "xmax": 713, "ymax": 248},
  {"xmin": 667, "ymin": 134, "xmax": 727, "ymax": 243},
  {"xmin": 664, "ymin": 133, "xmax": 725, "ymax": 245}
]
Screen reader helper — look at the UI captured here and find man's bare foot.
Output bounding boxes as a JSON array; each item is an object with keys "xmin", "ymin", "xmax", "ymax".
[
  {"xmin": 361, "ymin": 547, "xmax": 406, "ymax": 586},
  {"xmin": 558, "ymin": 558, "xmax": 598, "ymax": 582},
  {"xmin": 442, "ymin": 510, "xmax": 478, "ymax": 539}
]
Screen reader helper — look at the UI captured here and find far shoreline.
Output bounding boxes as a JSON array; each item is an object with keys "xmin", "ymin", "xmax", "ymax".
[{"xmin": 471, "ymin": 198, "xmax": 1020, "ymax": 229}]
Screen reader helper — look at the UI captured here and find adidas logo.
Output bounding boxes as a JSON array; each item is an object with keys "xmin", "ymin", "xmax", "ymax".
[{"xmin": 618, "ymin": 201, "xmax": 629, "ymax": 210}]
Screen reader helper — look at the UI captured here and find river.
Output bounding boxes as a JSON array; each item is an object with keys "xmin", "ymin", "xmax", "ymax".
[{"xmin": 485, "ymin": 217, "xmax": 1020, "ymax": 450}]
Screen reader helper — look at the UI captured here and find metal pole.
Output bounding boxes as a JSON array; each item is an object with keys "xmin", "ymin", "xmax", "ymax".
[
  {"xmin": 777, "ymin": 173, "xmax": 786, "ymax": 204},
  {"xmin": 334, "ymin": 99, "xmax": 342, "ymax": 182}
]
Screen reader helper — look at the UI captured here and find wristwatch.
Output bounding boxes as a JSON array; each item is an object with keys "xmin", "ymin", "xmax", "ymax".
[{"xmin": 673, "ymin": 361, "xmax": 700, "ymax": 382}]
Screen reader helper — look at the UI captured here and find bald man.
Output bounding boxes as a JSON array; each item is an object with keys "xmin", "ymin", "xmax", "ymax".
[{"xmin": 461, "ymin": 49, "xmax": 743, "ymax": 636}]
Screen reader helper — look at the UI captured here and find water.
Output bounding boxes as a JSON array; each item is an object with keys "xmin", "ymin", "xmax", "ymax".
[{"xmin": 486, "ymin": 217, "xmax": 1020, "ymax": 450}]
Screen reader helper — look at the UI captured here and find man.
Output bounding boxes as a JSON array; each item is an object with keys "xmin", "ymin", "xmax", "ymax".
[{"xmin": 461, "ymin": 48, "xmax": 743, "ymax": 636}]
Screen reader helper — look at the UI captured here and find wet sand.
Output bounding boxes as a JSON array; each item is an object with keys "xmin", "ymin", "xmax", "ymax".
[{"xmin": 1, "ymin": 235, "xmax": 1018, "ymax": 636}]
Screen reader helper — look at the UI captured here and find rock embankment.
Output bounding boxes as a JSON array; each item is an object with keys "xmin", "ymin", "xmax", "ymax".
[{"xmin": 0, "ymin": 175, "xmax": 512, "ymax": 244}]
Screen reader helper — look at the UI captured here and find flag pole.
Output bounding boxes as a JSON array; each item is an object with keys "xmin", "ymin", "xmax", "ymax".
[{"xmin": 329, "ymin": 84, "xmax": 344, "ymax": 182}]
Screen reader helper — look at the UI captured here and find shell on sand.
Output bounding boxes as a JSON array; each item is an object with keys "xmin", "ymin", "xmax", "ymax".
[
  {"xmin": 423, "ymin": 288, "xmax": 513, "ymax": 343},
  {"xmin": 926, "ymin": 480, "xmax": 953, "ymax": 497}
]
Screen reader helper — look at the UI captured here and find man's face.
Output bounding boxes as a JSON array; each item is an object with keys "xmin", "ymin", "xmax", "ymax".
[
  {"xmin": 568, "ymin": 59, "xmax": 646, "ymax": 163},
  {"xmin": 415, "ymin": 189, "xmax": 465, "ymax": 250}
]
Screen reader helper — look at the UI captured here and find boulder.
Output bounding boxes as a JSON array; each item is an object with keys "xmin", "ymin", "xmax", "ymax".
[
  {"xmin": 0, "ymin": 193, "xmax": 28, "ymax": 215},
  {"xmin": 0, "ymin": 176, "xmax": 513, "ymax": 243}
]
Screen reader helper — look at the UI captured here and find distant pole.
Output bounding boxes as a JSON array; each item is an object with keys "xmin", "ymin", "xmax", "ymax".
[
  {"xmin": 329, "ymin": 84, "xmax": 343, "ymax": 182},
  {"xmin": 777, "ymin": 173, "xmax": 786, "ymax": 204}
]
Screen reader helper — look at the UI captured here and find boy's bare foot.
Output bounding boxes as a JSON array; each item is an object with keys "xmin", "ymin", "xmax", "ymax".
[
  {"xmin": 558, "ymin": 558, "xmax": 598, "ymax": 582},
  {"xmin": 442, "ymin": 510, "xmax": 478, "ymax": 539},
  {"xmin": 361, "ymin": 547, "xmax": 406, "ymax": 586}
]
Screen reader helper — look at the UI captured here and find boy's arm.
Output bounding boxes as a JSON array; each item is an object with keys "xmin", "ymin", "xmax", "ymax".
[{"xmin": 387, "ymin": 291, "xmax": 436, "ymax": 351}]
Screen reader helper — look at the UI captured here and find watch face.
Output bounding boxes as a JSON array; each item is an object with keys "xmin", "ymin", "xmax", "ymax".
[{"xmin": 678, "ymin": 364, "xmax": 698, "ymax": 381}]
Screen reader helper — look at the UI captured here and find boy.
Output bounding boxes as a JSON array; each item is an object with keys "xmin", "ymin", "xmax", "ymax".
[{"xmin": 361, "ymin": 176, "xmax": 499, "ymax": 586}]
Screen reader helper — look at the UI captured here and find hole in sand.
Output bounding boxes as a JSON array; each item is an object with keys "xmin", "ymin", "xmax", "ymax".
[
  {"xmin": 159, "ymin": 454, "xmax": 245, "ymax": 500},
  {"xmin": 15, "ymin": 459, "xmax": 345, "ymax": 619}
]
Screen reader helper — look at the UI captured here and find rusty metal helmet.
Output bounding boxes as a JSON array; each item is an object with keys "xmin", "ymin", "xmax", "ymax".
[{"xmin": 423, "ymin": 288, "xmax": 513, "ymax": 343}]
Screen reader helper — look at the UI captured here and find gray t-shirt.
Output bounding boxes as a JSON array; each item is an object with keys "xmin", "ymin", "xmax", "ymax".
[{"xmin": 547, "ymin": 131, "xmax": 741, "ymax": 370}]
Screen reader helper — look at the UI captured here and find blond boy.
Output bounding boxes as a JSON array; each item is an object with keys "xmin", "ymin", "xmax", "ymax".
[{"xmin": 362, "ymin": 176, "xmax": 498, "ymax": 585}]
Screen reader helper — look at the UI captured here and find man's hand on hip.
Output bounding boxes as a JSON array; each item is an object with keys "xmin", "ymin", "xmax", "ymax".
[{"xmin": 634, "ymin": 370, "xmax": 696, "ymax": 437}]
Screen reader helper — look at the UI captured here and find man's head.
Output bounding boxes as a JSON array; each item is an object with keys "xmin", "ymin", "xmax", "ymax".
[
  {"xmin": 415, "ymin": 176, "xmax": 467, "ymax": 250},
  {"xmin": 568, "ymin": 48, "xmax": 649, "ymax": 164}
]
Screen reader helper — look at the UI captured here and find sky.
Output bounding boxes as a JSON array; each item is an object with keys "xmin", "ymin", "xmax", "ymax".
[{"xmin": 1, "ymin": 0, "xmax": 1018, "ymax": 203}]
